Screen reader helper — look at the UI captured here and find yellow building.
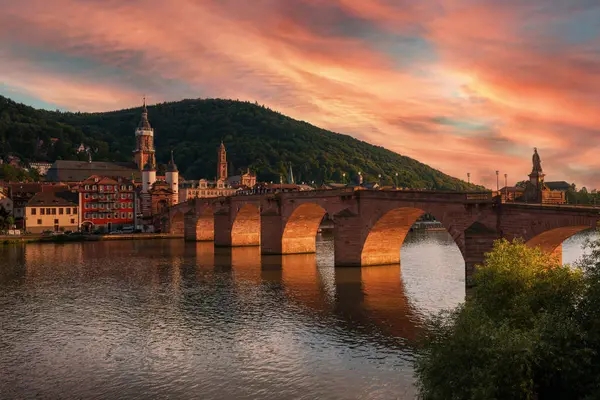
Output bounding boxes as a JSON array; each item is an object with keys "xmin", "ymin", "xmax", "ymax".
[{"xmin": 25, "ymin": 191, "xmax": 80, "ymax": 234}]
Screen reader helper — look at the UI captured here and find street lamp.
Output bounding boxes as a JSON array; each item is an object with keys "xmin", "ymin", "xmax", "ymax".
[
  {"xmin": 504, "ymin": 173, "xmax": 508, "ymax": 202},
  {"xmin": 467, "ymin": 172, "xmax": 470, "ymax": 185},
  {"xmin": 395, "ymin": 172, "xmax": 399, "ymax": 189},
  {"xmin": 342, "ymin": 172, "xmax": 346, "ymax": 184},
  {"xmin": 495, "ymin": 170, "xmax": 499, "ymax": 192}
]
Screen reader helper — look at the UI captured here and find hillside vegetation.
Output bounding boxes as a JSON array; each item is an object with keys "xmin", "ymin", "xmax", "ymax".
[{"xmin": 0, "ymin": 95, "xmax": 482, "ymax": 190}]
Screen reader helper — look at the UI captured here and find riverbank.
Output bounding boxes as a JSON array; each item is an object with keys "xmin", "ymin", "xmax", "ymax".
[{"xmin": 0, "ymin": 233, "xmax": 182, "ymax": 245}]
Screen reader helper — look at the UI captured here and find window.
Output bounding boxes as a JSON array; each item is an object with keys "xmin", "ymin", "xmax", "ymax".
[
  {"xmin": 40, "ymin": 208, "xmax": 45, "ymax": 215},
  {"xmin": 73, "ymin": 208, "xmax": 77, "ymax": 215},
  {"xmin": 128, "ymin": 185, "xmax": 133, "ymax": 190},
  {"xmin": 92, "ymin": 185, "xmax": 97, "ymax": 190},
  {"xmin": 51, "ymin": 208, "xmax": 56, "ymax": 215},
  {"xmin": 31, "ymin": 208, "xmax": 37, "ymax": 215},
  {"xmin": 99, "ymin": 185, "xmax": 104, "ymax": 192},
  {"xmin": 121, "ymin": 185, "xmax": 126, "ymax": 191},
  {"xmin": 66, "ymin": 207, "xmax": 71, "ymax": 214},
  {"xmin": 128, "ymin": 212, "xmax": 133, "ymax": 219},
  {"xmin": 85, "ymin": 212, "xmax": 89, "ymax": 218},
  {"xmin": 121, "ymin": 213, "xmax": 126, "ymax": 219},
  {"xmin": 114, "ymin": 212, "xmax": 119, "ymax": 219},
  {"xmin": 92, "ymin": 193, "xmax": 98, "ymax": 199},
  {"xmin": 37, "ymin": 219, "xmax": 42, "ymax": 225},
  {"xmin": 100, "ymin": 203, "xmax": 105, "ymax": 209},
  {"xmin": 54, "ymin": 219, "xmax": 58, "ymax": 224},
  {"xmin": 121, "ymin": 193, "xmax": 126, "ymax": 199},
  {"xmin": 46, "ymin": 208, "xmax": 51, "ymax": 215},
  {"xmin": 70, "ymin": 219, "xmax": 75, "ymax": 224},
  {"xmin": 59, "ymin": 208, "xmax": 64, "ymax": 215},
  {"xmin": 114, "ymin": 185, "xmax": 118, "ymax": 191},
  {"xmin": 93, "ymin": 213, "xmax": 97, "ymax": 219},
  {"xmin": 85, "ymin": 193, "xmax": 89, "ymax": 199},
  {"xmin": 100, "ymin": 194, "xmax": 105, "ymax": 199},
  {"xmin": 85, "ymin": 185, "xmax": 90, "ymax": 190}
]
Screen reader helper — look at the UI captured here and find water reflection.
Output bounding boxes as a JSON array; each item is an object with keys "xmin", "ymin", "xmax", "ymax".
[{"xmin": 0, "ymin": 231, "xmax": 594, "ymax": 399}]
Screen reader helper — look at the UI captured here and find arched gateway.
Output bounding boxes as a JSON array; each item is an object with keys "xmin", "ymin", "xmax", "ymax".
[{"xmin": 161, "ymin": 188, "xmax": 599, "ymax": 282}]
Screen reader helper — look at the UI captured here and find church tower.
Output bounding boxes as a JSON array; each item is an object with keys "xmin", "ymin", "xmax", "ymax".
[
  {"xmin": 133, "ymin": 98, "xmax": 156, "ymax": 171},
  {"xmin": 217, "ymin": 141, "xmax": 227, "ymax": 181},
  {"xmin": 166, "ymin": 150, "xmax": 179, "ymax": 204}
]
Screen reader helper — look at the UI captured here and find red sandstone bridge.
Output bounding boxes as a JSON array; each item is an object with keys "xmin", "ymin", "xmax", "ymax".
[{"xmin": 158, "ymin": 188, "xmax": 600, "ymax": 281}]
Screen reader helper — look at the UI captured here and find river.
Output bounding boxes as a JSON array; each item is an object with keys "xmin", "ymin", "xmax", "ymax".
[{"xmin": 0, "ymin": 230, "xmax": 595, "ymax": 399}]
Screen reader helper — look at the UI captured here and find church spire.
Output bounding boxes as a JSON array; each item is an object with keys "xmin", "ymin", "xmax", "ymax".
[
  {"xmin": 138, "ymin": 96, "xmax": 151, "ymax": 129},
  {"xmin": 287, "ymin": 162, "xmax": 295, "ymax": 184},
  {"xmin": 167, "ymin": 149, "xmax": 178, "ymax": 172}
]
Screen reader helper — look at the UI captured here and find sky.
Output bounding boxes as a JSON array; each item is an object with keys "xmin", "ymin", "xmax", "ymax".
[{"xmin": 0, "ymin": 0, "xmax": 599, "ymax": 189}]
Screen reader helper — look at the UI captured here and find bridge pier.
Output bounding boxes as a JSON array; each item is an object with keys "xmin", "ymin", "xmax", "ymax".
[
  {"xmin": 333, "ymin": 211, "xmax": 365, "ymax": 267},
  {"xmin": 464, "ymin": 223, "xmax": 499, "ymax": 287},
  {"xmin": 214, "ymin": 212, "xmax": 234, "ymax": 247},
  {"xmin": 260, "ymin": 212, "xmax": 284, "ymax": 254}
]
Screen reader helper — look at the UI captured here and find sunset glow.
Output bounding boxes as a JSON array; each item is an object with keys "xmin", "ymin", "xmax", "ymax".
[{"xmin": 1, "ymin": 0, "xmax": 599, "ymax": 188}]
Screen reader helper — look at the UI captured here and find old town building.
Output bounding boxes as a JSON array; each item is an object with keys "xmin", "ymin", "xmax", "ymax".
[
  {"xmin": 178, "ymin": 179, "xmax": 239, "ymax": 202},
  {"xmin": 25, "ymin": 191, "xmax": 79, "ymax": 233},
  {"xmin": 227, "ymin": 168, "xmax": 257, "ymax": 188},
  {"xmin": 8, "ymin": 183, "xmax": 70, "ymax": 228},
  {"xmin": 79, "ymin": 175, "xmax": 136, "ymax": 232}
]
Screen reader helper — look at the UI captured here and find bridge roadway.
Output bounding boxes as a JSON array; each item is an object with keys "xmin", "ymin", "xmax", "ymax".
[{"xmin": 157, "ymin": 188, "xmax": 600, "ymax": 283}]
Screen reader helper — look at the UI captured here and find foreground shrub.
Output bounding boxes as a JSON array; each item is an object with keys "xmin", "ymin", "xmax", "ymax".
[{"xmin": 415, "ymin": 238, "xmax": 600, "ymax": 400}]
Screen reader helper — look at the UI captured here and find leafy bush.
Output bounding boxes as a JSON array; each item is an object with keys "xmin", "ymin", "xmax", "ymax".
[{"xmin": 416, "ymin": 238, "xmax": 600, "ymax": 400}]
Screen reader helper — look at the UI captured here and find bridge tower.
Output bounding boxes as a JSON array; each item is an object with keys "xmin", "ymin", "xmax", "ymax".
[{"xmin": 166, "ymin": 150, "xmax": 179, "ymax": 205}]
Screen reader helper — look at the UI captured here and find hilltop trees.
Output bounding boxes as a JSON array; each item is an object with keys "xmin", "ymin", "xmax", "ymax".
[{"xmin": 0, "ymin": 95, "xmax": 480, "ymax": 190}]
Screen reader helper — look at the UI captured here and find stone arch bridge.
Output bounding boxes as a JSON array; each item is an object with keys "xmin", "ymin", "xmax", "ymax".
[{"xmin": 158, "ymin": 189, "xmax": 600, "ymax": 281}]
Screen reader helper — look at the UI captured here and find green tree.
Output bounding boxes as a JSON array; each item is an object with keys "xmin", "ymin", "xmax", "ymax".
[{"xmin": 415, "ymin": 238, "xmax": 600, "ymax": 400}]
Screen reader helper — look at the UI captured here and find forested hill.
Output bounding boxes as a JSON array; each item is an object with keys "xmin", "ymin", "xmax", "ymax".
[{"xmin": 0, "ymin": 95, "xmax": 481, "ymax": 190}]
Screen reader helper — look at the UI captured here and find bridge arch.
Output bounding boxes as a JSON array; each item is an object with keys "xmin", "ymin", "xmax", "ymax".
[
  {"xmin": 184, "ymin": 207, "xmax": 214, "ymax": 241},
  {"xmin": 360, "ymin": 207, "xmax": 463, "ymax": 266},
  {"xmin": 282, "ymin": 203, "xmax": 327, "ymax": 254},
  {"xmin": 525, "ymin": 225, "xmax": 592, "ymax": 254},
  {"xmin": 231, "ymin": 203, "xmax": 261, "ymax": 246},
  {"xmin": 169, "ymin": 211, "xmax": 185, "ymax": 235}
]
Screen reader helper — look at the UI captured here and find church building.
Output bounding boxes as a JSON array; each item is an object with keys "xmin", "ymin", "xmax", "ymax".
[{"xmin": 135, "ymin": 102, "xmax": 179, "ymax": 221}]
